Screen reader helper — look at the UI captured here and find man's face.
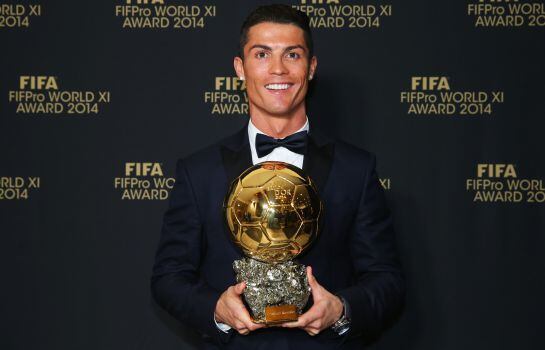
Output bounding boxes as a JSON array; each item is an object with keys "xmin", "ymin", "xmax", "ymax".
[{"xmin": 234, "ymin": 22, "xmax": 317, "ymax": 118}]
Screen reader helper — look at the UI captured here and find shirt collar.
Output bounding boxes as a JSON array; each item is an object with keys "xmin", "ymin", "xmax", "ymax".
[{"xmin": 247, "ymin": 116, "xmax": 310, "ymax": 149}]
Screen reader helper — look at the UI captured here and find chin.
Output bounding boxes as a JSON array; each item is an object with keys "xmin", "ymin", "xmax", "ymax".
[{"xmin": 264, "ymin": 105, "xmax": 295, "ymax": 116}]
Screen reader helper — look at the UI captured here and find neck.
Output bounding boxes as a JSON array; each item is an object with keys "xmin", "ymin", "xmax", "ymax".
[{"xmin": 249, "ymin": 105, "xmax": 307, "ymax": 139}]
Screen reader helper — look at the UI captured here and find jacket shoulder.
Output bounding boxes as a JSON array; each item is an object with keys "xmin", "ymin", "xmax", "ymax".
[
  {"xmin": 333, "ymin": 139, "xmax": 376, "ymax": 165},
  {"xmin": 180, "ymin": 143, "xmax": 221, "ymax": 169},
  {"xmin": 176, "ymin": 129, "xmax": 243, "ymax": 169}
]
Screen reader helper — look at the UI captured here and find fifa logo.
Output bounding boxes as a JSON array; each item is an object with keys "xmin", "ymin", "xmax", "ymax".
[
  {"xmin": 411, "ymin": 77, "xmax": 450, "ymax": 91},
  {"xmin": 477, "ymin": 164, "xmax": 517, "ymax": 178},
  {"xmin": 215, "ymin": 77, "xmax": 246, "ymax": 91},
  {"xmin": 19, "ymin": 76, "xmax": 58, "ymax": 90},
  {"xmin": 125, "ymin": 162, "xmax": 164, "ymax": 176}
]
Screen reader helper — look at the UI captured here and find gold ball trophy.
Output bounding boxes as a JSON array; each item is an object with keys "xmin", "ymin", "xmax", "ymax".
[{"xmin": 224, "ymin": 161, "xmax": 322, "ymax": 324}]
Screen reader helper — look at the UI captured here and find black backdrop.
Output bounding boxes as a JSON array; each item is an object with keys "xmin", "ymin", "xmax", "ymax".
[{"xmin": 1, "ymin": 1, "xmax": 544, "ymax": 349}]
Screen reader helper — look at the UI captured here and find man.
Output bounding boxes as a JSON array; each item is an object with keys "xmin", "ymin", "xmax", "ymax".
[{"xmin": 151, "ymin": 5, "xmax": 404, "ymax": 349}]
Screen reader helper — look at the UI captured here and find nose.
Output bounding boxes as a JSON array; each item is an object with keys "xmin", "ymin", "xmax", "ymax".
[{"xmin": 269, "ymin": 55, "xmax": 288, "ymax": 76}]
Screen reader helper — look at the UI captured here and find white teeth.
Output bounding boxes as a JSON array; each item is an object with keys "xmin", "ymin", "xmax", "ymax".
[{"xmin": 266, "ymin": 83, "xmax": 291, "ymax": 90}]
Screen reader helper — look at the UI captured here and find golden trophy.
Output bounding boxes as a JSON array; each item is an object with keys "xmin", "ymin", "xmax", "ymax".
[{"xmin": 224, "ymin": 161, "xmax": 322, "ymax": 324}]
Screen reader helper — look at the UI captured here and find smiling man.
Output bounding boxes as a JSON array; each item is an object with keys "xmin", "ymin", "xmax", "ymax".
[
  {"xmin": 233, "ymin": 19, "xmax": 316, "ymax": 138},
  {"xmin": 151, "ymin": 4, "xmax": 404, "ymax": 350}
]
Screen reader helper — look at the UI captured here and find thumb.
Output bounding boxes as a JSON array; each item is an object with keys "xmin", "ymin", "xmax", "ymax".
[
  {"xmin": 307, "ymin": 266, "xmax": 320, "ymax": 291},
  {"xmin": 234, "ymin": 281, "xmax": 246, "ymax": 295}
]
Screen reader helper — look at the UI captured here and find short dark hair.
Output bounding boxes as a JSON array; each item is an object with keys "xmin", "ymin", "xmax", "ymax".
[{"xmin": 239, "ymin": 4, "xmax": 314, "ymax": 59}]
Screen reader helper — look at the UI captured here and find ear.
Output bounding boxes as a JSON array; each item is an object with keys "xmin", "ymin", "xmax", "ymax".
[
  {"xmin": 309, "ymin": 56, "xmax": 318, "ymax": 80},
  {"xmin": 234, "ymin": 56, "xmax": 245, "ymax": 81}
]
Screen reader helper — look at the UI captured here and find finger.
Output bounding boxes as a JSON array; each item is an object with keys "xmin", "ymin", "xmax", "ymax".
[
  {"xmin": 243, "ymin": 316, "xmax": 267, "ymax": 331},
  {"xmin": 307, "ymin": 266, "xmax": 319, "ymax": 290},
  {"xmin": 282, "ymin": 313, "xmax": 311, "ymax": 328},
  {"xmin": 247, "ymin": 320, "xmax": 267, "ymax": 331},
  {"xmin": 237, "ymin": 328, "xmax": 249, "ymax": 335},
  {"xmin": 305, "ymin": 319, "xmax": 324, "ymax": 332},
  {"xmin": 308, "ymin": 267, "xmax": 327, "ymax": 303},
  {"xmin": 282, "ymin": 320, "xmax": 303, "ymax": 328},
  {"xmin": 236, "ymin": 307, "xmax": 266, "ymax": 331},
  {"xmin": 305, "ymin": 327, "xmax": 320, "ymax": 336},
  {"xmin": 303, "ymin": 319, "xmax": 322, "ymax": 336},
  {"xmin": 281, "ymin": 316, "xmax": 305, "ymax": 328},
  {"xmin": 233, "ymin": 281, "xmax": 246, "ymax": 295}
]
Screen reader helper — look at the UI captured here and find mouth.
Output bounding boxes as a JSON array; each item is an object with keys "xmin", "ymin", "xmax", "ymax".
[{"xmin": 264, "ymin": 83, "xmax": 294, "ymax": 92}]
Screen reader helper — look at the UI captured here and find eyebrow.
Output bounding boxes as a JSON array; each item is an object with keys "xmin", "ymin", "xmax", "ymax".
[{"xmin": 248, "ymin": 44, "xmax": 307, "ymax": 53}]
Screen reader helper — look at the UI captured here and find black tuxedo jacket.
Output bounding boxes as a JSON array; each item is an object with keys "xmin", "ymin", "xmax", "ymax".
[{"xmin": 151, "ymin": 126, "xmax": 405, "ymax": 349}]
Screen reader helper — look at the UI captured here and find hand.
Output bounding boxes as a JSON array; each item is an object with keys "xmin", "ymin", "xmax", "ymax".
[
  {"xmin": 214, "ymin": 281, "xmax": 266, "ymax": 335},
  {"xmin": 282, "ymin": 266, "xmax": 344, "ymax": 336}
]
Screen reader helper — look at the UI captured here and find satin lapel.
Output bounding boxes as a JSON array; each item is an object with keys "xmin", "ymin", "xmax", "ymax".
[
  {"xmin": 303, "ymin": 131, "xmax": 334, "ymax": 195},
  {"xmin": 220, "ymin": 126, "xmax": 253, "ymax": 187}
]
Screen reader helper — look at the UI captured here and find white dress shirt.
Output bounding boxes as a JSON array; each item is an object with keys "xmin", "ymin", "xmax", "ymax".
[
  {"xmin": 214, "ymin": 117, "xmax": 310, "ymax": 333},
  {"xmin": 248, "ymin": 117, "xmax": 309, "ymax": 169}
]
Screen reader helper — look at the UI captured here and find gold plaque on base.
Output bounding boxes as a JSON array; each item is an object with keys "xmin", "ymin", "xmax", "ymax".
[{"xmin": 264, "ymin": 305, "xmax": 298, "ymax": 324}]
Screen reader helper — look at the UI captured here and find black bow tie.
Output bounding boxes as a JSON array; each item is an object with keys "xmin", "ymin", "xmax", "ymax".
[{"xmin": 255, "ymin": 131, "xmax": 308, "ymax": 158}]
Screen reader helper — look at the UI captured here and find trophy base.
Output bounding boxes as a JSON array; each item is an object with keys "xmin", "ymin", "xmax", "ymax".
[
  {"xmin": 253, "ymin": 305, "xmax": 297, "ymax": 324},
  {"xmin": 233, "ymin": 258, "xmax": 311, "ymax": 325}
]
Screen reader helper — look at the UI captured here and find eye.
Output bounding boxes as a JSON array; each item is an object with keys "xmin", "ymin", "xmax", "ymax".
[
  {"xmin": 286, "ymin": 52, "xmax": 300, "ymax": 60},
  {"xmin": 255, "ymin": 51, "xmax": 269, "ymax": 59}
]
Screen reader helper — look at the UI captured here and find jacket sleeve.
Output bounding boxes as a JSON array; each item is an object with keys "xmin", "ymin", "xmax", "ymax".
[
  {"xmin": 150, "ymin": 159, "xmax": 231, "ymax": 345},
  {"xmin": 336, "ymin": 154, "xmax": 405, "ymax": 341}
]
